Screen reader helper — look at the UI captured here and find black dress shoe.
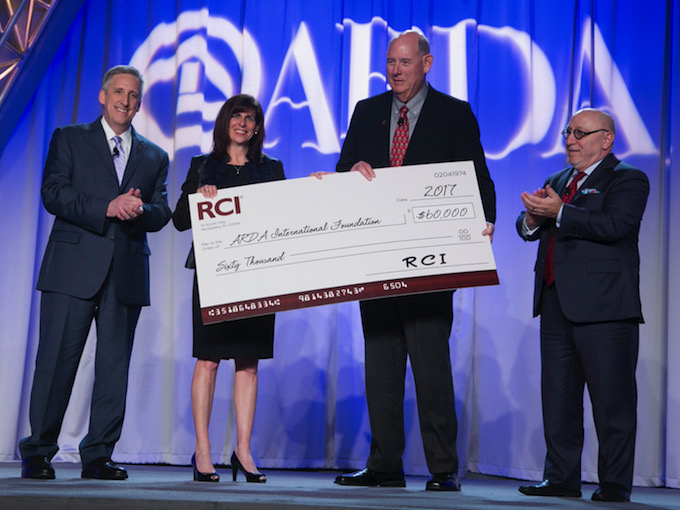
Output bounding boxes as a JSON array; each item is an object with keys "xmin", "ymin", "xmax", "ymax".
[
  {"xmin": 21, "ymin": 456, "xmax": 55, "ymax": 479},
  {"xmin": 334, "ymin": 468, "xmax": 405, "ymax": 487},
  {"xmin": 81, "ymin": 457, "xmax": 128, "ymax": 480},
  {"xmin": 591, "ymin": 483, "xmax": 630, "ymax": 502},
  {"xmin": 518, "ymin": 480, "xmax": 581, "ymax": 497},
  {"xmin": 426, "ymin": 472, "xmax": 461, "ymax": 491}
]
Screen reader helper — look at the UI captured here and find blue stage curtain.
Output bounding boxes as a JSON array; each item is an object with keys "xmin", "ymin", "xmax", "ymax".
[{"xmin": 0, "ymin": 0, "xmax": 678, "ymax": 487}]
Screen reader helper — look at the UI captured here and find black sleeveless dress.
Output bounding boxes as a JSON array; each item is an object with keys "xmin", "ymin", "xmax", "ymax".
[{"xmin": 173, "ymin": 154, "xmax": 286, "ymax": 359}]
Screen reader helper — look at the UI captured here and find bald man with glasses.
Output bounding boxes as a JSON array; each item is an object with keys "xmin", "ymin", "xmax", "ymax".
[{"xmin": 516, "ymin": 108, "xmax": 649, "ymax": 502}]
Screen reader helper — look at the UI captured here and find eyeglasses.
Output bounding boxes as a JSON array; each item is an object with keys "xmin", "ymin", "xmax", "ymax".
[{"xmin": 561, "ymin": 128, "xmax": 609, "ymax": 140}]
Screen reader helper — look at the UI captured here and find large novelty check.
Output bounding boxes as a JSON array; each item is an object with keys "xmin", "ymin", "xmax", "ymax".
[{"xmin": 189, "ymin": 161, "xmax": 498, "ymax": 324}]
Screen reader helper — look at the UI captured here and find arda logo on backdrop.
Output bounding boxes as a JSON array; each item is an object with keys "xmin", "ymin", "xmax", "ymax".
[
  {"xmin": 129, "ymin": 10, "xmax": 656, "ymax": 162},
  {"xmin": 129, "ymin": 10, "xmax": 264, "ymax": 157}
]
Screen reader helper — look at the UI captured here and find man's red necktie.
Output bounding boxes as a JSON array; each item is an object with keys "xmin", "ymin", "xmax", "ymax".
[
  {"xmin": 543, "ymin": 171, "xmax": 587, "ymax": 285},
  {"xmin": 390, "ymin": 105, "xmax": 409, "ymax": 167}
]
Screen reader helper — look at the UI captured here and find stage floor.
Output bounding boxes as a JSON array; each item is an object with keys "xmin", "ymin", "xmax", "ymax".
[{"xmin": 0, "ymin": 462, "xmax": 678, "ymax": 509}]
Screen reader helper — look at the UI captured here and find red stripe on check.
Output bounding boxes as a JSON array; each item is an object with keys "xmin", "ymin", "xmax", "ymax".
[{"xmin": 201, "ymin": 270, "xmax": 499, "ymax": 324}]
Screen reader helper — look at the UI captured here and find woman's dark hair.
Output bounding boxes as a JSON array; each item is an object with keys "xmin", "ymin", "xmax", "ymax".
[{"xmin": 212, "ymin": 94, "xmax": 265, "ymax": 162}]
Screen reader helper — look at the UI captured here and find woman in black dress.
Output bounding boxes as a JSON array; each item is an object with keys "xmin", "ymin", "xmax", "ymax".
[{"xmin": 173, "ymin": 95, "xmax": 285, "ymax": 483}]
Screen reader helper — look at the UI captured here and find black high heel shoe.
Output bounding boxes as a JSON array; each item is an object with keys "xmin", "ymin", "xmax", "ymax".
[
  {"xmin": 191, "ymin": 453, "xmax": 220, "ymax": 482},
  {"xmin": 231, "ymin": 451, "xmax": 266, "ymax": 483}
]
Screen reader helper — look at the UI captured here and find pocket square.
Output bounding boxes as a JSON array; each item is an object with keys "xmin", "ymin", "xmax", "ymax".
[{"xmin": 580, "ymin": 188, "xmax": 600, "ymax": 195}]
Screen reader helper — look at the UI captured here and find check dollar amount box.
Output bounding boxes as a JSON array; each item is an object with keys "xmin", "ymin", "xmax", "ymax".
[{"xmin": 189, "ymin": 161, "xmax": 498, "ymax": 323}]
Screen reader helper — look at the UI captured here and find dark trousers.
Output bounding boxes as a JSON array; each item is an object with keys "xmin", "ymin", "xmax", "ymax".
[
  {"xmin": 360, "ymin": 291, "xmax": 458, "ymax": 474},
  {"xmin": 540, "ymin": 284, "xmax": 638, "ymax": 491},
  {"xmin": 19, "ymin": 275, "xmax": 141, "ymax": 464}
]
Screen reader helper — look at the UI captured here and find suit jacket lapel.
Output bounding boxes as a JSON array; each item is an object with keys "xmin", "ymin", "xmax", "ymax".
[
  {"xmin": 553, "ymin": 168, "xmax": 573, "ymax": 200},
  {"xmin": 91, "ymin": 119, "xmax": 120, "ymax": 185},
  {"xmin": 377, "ymin": 93, "xmax": 393, "ymax": 166},
  {"xmin": 570, "ymin": 153, "xmax": 619, "ymax": 204},
  {"xmin": 403, "ymin": 87, "xmax": 438, "ymax": 165},
  {"xmin": 120, "ymin": 127, "xmax": 143, "ymax": 189}
]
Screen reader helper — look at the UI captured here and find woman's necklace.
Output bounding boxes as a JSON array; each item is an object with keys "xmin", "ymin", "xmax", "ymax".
[{"xmin": 229, "ymin": 163, "xmax": 245, "ymax": 175}]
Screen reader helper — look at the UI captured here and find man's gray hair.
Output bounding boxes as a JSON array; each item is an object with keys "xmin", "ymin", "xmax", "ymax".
[{"xmin": 101, "ymin": 65, "xmax": 144, "ymax": 97}]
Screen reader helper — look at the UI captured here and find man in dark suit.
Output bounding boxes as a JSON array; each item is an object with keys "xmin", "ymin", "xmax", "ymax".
[
  {"xmin": 332, "ymin": 30, "xmax": 496, "ymax": 491},
  {"xmin": 516, "ymin": 108, "xmax": 649, "ymax": 502},
  {"xmin": 19, "ymin": 65, "xmax": 171, "ymax": 480}
]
